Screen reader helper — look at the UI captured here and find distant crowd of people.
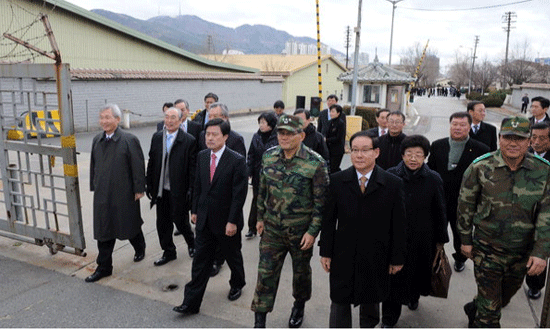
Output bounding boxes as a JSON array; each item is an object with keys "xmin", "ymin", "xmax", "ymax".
[{"xmin": 87, "ymin": 92, "xmax": 550, "ymax": 328}]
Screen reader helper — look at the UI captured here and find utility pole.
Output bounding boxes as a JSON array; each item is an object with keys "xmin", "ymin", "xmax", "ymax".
[
  {"xmin": 350, "ymin": 0, "xmax": 363, "ymax": 116},
  {"xmin": 344, "ymin": 26, "xmax": 352, "ymax": 70},
  {"xmin": 468, "ymin": 35, "xmax": 479, "ymax": 94},
  {"xmin": 385, "ymin": 0, "xmax": 403, "ymax": 66},
  {"xmin": 315, "ymin": 0, "xmax": 323, "ymax": 108},
  {"xmin": 502, "ymin": 11, "xmax": 516, "ymax": 88}
]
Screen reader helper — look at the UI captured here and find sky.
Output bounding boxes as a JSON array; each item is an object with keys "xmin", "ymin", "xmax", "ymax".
[{"xmin": 63, "ymin": 0, "xmax": 550, "ymax": 73}]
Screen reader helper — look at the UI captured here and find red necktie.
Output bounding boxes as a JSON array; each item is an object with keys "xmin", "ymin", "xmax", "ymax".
[
  {"xmin": 381, "ymin": 129, "xmax": 386, "ymax": 136},
  {"xmin": 210, "ymin": 153, "xmax": 217, "ymax": 182}
]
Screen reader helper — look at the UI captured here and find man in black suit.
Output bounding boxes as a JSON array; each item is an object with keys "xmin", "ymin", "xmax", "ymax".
[
  {"xmin": 427, "ymin": 112, "xmax": 489, "ymax": 273},
  {"xmin": 317, "ymin": 94, "xmax": 340, "ymax": 137},
  {"xmin": 376, "ymin": 111, "xmax": 407, "ymax": 170},
  {"xmin": 146, "ymin": 107, "xmax": 196, "ymax": 266},
  {"xmin": 174, "ymin": 99, "xmax": 201, "ymax": 141},
  {"xmin": 366, "ymin": 108, "xmax": 390, "ymax": 138},
  {"xmin": 173, "ymin": 118, "xmax": 248, "ymax": 316},
  {"xmin": 529, "ymin": 96, "xmax": 550, "ymax": 125},
  {"xmin": 467, "ymin": 101, "xmax": 497, "ymax": 152},
  {"xmin": 193, "ymin": 92, "xmax": 218, "ymax": 130},
  {"xmin": 197, "ymin": 102, "xmax": 247, "ymax": 276},
  {"xmin": 526, "ymin": 122, "xmax": 550, "ymax": 299},
  {"xmin": 320, "ymin": 131, "xmax": 406, "ymax": 328}
]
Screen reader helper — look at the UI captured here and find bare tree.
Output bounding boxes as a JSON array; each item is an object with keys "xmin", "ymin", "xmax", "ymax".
[
  {"xmin": 398, "ymin": 42, "xmax": 440, "ymax": 87},
  {"xmin": 260, "ymin": 58, "xmax": 291, "ymax": 72},
  {"xmin": 501, "ymin": 39, "xmax": 537, "ymax": 86},
  {"xmin": 472, "ymin": 58, "xmax": 499, "ymax": 92},
  {"xmin": 448, "ymin": 51, "xmax": 470, "ymax": 89}
]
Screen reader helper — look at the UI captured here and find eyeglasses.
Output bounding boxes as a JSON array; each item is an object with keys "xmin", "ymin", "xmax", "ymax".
[
  {"xmin": 277, "ymin": 130, "xmax": 299, "ymax": 137},
  {"xmin": 351, "ymin": 148, "xmax": 374, "ymax": 155},
  {"xmin": 403, "ymin": 151, "xmax": 425, "ymax": 159},
  {"xmin": 387, "ymin": 120, "xmax": 404, "ymax": 125}
]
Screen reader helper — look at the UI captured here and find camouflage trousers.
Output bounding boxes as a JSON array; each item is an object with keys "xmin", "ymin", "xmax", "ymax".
[
  {"xmin": 251, "ymin": 222, "xmax": 313, "ymax": 313},
  {"xmin": 472, "ymin": 240, "xmax": 529, "ymax": 328}
]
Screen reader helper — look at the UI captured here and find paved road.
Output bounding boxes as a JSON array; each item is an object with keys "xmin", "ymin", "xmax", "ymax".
[{"xmin": 0, "ymin": 97, "xmax": 542, "ymax": 328}]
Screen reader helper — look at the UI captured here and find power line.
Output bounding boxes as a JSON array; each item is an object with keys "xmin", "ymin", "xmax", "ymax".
[{"xmin": 400, "ymin": 0, "xmax": 533, "ymax": 12}]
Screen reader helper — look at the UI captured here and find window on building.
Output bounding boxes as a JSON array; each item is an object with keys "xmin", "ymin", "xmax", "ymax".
[
  {"xmin": 347, "ymin": 86, "xmax": 352, "ymax": 102},
  {"xmin": 363, "ymin": 85, "xmax": 380, "ymax": 103},
  {"xmin": 326, "ymin": 64, "xmax": 329, "ymax": 73}
]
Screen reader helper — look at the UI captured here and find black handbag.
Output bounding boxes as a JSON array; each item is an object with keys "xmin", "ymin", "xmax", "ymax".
[{"xmin": 429, "ymin": 246, "xmax": 452, "ymax": 298}]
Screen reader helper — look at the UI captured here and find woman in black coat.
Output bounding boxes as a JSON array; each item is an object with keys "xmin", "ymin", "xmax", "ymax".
[
  {"xmin": 245, "ymin": 111, "xmax": 278, "ymax": 238},
  {"xmin": 384, "ymin": 135, "xmax": 449, "ymax": 327},
  {"xmin": 325, "ymin": 104, "xmax": 346, "ymax": 173}
]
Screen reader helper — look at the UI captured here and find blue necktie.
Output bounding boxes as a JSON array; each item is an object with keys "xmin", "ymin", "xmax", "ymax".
[{"xmin": 166, "ymin": 134, "xmax": 174, "ymax": 152}]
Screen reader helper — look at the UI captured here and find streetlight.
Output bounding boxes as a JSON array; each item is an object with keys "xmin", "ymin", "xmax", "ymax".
[{"xmin": 385, "ymin": 0, "xmax": 403, "ymax": 66}]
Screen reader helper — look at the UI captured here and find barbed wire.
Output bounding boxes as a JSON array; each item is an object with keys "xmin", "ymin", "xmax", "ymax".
[{"xmin": 1, "ymin": 0, "xmax": 55, "ymax": 64}]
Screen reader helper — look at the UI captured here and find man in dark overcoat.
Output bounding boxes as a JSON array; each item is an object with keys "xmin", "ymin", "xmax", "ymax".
[
  {"xmin": 320, "ymin": 131, "xmax": 407, "ymax": 328},
  {"xmin": 146, "ymin": 107, "xmax": 196, "ymax": 266},
  {"xmin": 87, "ymin": 104, "xmax": 146, "ymax": 283}
]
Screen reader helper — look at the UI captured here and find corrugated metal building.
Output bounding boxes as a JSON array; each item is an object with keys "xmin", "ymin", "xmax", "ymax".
[{"xmin": 0, "ymin": 0, "xmax": 283, "ymax": 131}]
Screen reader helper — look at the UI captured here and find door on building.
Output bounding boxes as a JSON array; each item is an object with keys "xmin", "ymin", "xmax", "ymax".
[{"xmin": 386, "ymin": 85, "xmax": 403, "ymax": 112}]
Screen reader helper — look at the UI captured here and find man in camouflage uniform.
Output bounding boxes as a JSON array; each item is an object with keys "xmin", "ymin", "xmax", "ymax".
[
  {"xmin": 251, "ymin": 115, "xmax": 329, "ymax": 328},
  {"xmin": 458, "ymin": 116, "xmax": 550, "ymax": 328}
]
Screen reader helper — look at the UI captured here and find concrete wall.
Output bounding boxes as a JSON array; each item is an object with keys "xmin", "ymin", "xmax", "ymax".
[
  {"xmin": 70, "ymin": 79, "xmax": 282, "ymax": 132},
  {"xmin": 511, "ymin": 85, "xmax": 550, "ymax": 109}
]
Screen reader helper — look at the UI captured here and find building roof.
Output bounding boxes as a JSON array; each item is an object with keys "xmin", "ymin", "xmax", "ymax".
[
  {"xmin": 201, "ymin": 54, "xmax": 347, "ymax": 75},
  {"xmin": 338, "ymin": 58, "xmax": 414, "ymax": 84},
  {"xmin": 70, "ymin": 68, "xmax": 283, "ymax": 82},
  {"xmin": 39, "ymin": 0, "xmax": 257, "ymax": 73}
]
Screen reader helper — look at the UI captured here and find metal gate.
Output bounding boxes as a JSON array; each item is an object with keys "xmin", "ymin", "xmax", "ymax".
[{"xmin": 0, "ymin": 63, "xmax": 85, "ymax": 256}]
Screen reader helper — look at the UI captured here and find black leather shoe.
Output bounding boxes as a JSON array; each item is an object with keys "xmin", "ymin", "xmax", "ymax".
[
  {"xmin": 381, "ymin": 324, "xmax": 394, "ymax": 328},
  {"xmin": 245, "ymin": 230, "xmax": 256, "ymax": 238},
  {"xmin": 174, "ymin": 230, "xmax": 182, "ymax": 236},
  {"xmin": 254, "ymin": 312, "xmax": 267, "ymax": 328},
  {"xmin": 133, "ymin": 252, "xmax": 145, "ymax": 262},
  {"xmin": 464, "ymin": 301, "xmax": 476, "ymax": 328},
  {"xmin": 85, "ymin": 270, "xmax": 112, "ymax": 283},
  {"xmin": 154, "ymin": 255, "xmax": 176, "ymax": 266},
  {"xmin": 288, "ymin": 306, "xmax": 304, "ymax": 328},
  {"xmin": 408, "ymin": 300, "xmax": 419, "ymax": 310},
  {"xmin": 454, "ymin": 260, "xmax": 465, "ymax": 272},
  {"xmin": 228, "ymin": 287, "xmax": 242, "ymax": 301},
  {"xmin": 529, "ymin": 288, "xmax": 542, "ymax": 300},
  {"xmin": 173, "ymin": 304, "xmax": 199, "ymax": 315},
  {"xmin": 188, "ymin": 247, "xmax": 196, "ymax": 258},
  {"xmin": 210, "ymin": 263, "xmax": 221, "ymax": 277}
]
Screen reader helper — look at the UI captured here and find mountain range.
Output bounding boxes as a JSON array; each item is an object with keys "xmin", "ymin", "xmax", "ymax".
[{"xmin": 92, "ymin": 10, "xmax": 341, "ymax": 56}]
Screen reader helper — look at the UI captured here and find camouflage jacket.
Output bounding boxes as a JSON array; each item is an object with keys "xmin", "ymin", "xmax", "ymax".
[
  {"xmin": 257, "ymin": 144, "xmax": 329, "ymax": 237},
  {"xmin": 457, "ymin": 150, "xmax": 550, "ymax": 258}
]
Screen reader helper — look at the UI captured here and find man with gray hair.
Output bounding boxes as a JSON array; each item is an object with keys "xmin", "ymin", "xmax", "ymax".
[
  {"xmin": 174, "ymin": 99, "xmax": 201, "ymax": 142},
  {"xmin": 87, "ymin": 104, "xmax": 147, "ymax": 282},
  {"xmin": 198, "ymin": 102, "xmax": 246, "ymax": 158}
]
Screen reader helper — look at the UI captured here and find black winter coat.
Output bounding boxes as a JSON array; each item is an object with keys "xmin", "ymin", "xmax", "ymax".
[
  {"xmin": 376, "ymin": 133, "xmax": 407, "ymax": 170},
  {"xmin": 303, "ymin": 123, "xmax": 329, "ymax": 161},
  {"xmin": 247, "ymin": 129, "xmax": 278, "ymax": 188},
  {"xmin": 386, "ymin": 162, "xmax": 449, "ymax": 302},
  {"xmin": 320, "ymin": 166, "xmax": 407, "ymax": 305}
]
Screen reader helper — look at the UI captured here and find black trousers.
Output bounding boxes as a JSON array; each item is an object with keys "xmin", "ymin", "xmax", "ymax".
[
  {"xmin": 96, "ymin": 231, "xmax": 145, "ymax": 273},
  {"xmin": 521, "ymin": 103, "xmax": 528, "ymax": 113},
  {"xmin": 329, "ymin": 302, "xmax": 380, "ymax": 328},
  {"xmin": 182, "ymin": 225, "xmax": 245, "ymax": 310},
  {"xmin": 156, "ymin": 190, "xmax": 194, "ymax": 258},
  {"xmin": 247, "ymin": 184, "xmax": 259, "ymax": 233}
]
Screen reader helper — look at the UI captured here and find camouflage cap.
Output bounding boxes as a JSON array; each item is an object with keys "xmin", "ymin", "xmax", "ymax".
[
  {"xmin": 500, "ymin": 116, "xmax": 530, "ymax": 138},
  {"xmin": 277, "ymin": 115, "xmax": 304, "ymax": 133}
]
